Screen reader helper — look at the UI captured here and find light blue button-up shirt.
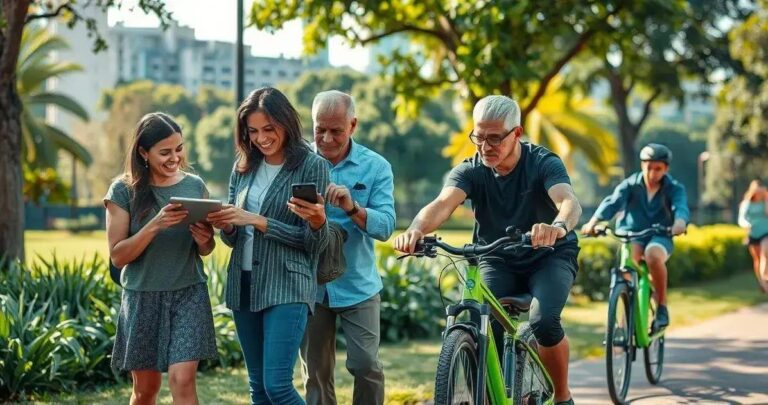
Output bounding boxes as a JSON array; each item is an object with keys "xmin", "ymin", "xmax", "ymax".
[{"xmin": 315, "ymin": 140, "xmax": 396, "ymax": 308}]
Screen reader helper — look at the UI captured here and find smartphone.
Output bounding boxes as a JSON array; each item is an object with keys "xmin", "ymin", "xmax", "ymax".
[{"xmin": 291, "ymin": 183, "xmax": 318, "ymax": 204}]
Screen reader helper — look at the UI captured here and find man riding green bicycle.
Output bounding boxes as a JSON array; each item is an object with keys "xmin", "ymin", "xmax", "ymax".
[
  {"xmin": 394, "ymin": 95, "xmax": 582, "ymax": 405},
  {"xmin": 582, "ymin": 143, "xmax": 689, "ymax": 329}
]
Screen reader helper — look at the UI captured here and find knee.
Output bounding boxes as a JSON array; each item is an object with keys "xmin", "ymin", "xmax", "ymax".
[
  {"xmin": 133, "ymin": 380, "xmax": 161, "ymax": 400},
  {"xmin": 346, "ymin": 354, "xmax": 382, "ymax": 377},
  {"xmin": 168, "ymin": 371, "xmax": 196, "ymax": 393},
  {"xmin": 529, "ymin": 313, "xmax": 564, "ymax": 348},
  {"xmin": 644, "ymin": 250, "xmax": 667, "ymax": 268},
  {"xmin": 263, "ymin": 374, "xmax": 295, "ymax": 401}
]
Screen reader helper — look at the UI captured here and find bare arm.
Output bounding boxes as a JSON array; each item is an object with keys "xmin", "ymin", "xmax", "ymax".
[
  {"xmin": 393, "ymin": 186, "xmax": 467, "ymax": 253},
  {"xmin": 548, "ymin": 183, "xmax": 582, "ymax": 233},
  {"xmin": 106, "ymin": 202, "xmax": 187, "ymax": 268}
]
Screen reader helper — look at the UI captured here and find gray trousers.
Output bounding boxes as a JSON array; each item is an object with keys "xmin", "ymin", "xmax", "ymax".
[{"xmin": 300, "ymin": 294, "xmax": 385, "ymax": 405}]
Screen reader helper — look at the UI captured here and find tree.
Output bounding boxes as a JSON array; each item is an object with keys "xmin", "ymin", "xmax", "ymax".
[
  {"xmin": 705, "ymin": 1, "xmax": 768, "ymax": 209},
  {"xmin": 194, "ymin": 106, "xmax": 235, "ymax": 194},
  {"xmin": 580, "ymin": 0, "xmax": 751, "ymax": 174},
  {"xmin": 0, "ymin": 0, "xmax": 171, "ymax": 259},
  {"xmin": 250, "ymin": 0, "xmax": 625, "ymax": 119}
]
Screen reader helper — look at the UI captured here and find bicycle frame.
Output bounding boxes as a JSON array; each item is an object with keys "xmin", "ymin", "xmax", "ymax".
[
  {"xmin": 614, "ymin": 242, "xmax": 664, "ymax": 349},
  {"xmin": 444, "ymin": 264, "xmax": 554, "ymax": 404}
]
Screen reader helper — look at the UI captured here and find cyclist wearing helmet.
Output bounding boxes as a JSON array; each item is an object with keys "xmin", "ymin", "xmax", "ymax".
[{"xmin": 582, "ymin": 143, "xmax": 689, "ymax": 329}]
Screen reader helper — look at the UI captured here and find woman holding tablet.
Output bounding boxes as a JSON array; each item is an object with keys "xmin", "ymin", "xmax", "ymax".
[
  {"xmin": 207, "ymin": 87, "xmax": 329, "ymax": 404},
  {"xmin": 104, "ymin": 112, "xmax": 217, "ymax": 404}
]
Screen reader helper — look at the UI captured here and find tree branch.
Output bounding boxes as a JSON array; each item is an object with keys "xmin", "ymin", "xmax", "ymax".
[
  {"xmin": 634, "ymin": 89, "xmax": 662, "ymax": 131},
  {"xmin": 358, "ymin": 24, "xmax": 445, "ymax": 45},
  {"xmin": 25, "ymin": 3, "xmax": 76, "ymax": 24},
  {"xmin": 521, "ymin": 28, "xmax": 596, "ymax": 119}
]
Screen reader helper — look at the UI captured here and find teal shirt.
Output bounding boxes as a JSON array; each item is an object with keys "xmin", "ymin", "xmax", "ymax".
[
  {"xmin": 104, "ymin": 173, "xmax": 209, "ymax": 291},
  {"xmin": 743, "ymin": 201, "xmax": 768, "ymax": 238}
]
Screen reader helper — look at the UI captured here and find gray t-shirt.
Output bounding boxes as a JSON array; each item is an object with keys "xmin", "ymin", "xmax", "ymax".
[
  {"xmin": 445, "ymin": 142, "xmax": 578, "ymax": 269},
  {"xmin": 104, "ymin": 173, "xmax": 209, "ymax": 291}
]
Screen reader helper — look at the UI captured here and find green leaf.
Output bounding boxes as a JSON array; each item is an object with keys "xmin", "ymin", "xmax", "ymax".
[{"xmin": 26, "ymin": 92, "xmax": 90, "ymax": 121}]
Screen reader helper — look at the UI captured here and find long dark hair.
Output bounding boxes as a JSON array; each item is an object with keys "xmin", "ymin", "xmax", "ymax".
[
  {"xmin": 121, "ymin": 112, "xmax": 186, "ymax": 221},
  {"xmin": 235, "ymin": 87, "xmax": 309, "ymax": 173}
]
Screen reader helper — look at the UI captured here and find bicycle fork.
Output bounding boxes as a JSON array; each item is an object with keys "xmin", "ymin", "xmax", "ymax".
[{"xmin": 610, "ymin": 268, "xmax": 638, "ymax": 361}]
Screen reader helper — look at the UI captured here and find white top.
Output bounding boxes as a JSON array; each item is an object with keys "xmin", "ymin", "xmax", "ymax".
[{"xmin": 241, "ymin": 161, "xmax": 283, "ymax": 271}]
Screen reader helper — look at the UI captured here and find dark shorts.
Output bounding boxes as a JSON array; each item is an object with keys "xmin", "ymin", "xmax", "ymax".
[
  {"xmin": 748, "ymin": 233, "xmax": 768, "ymax": 246},
  {"xmin": 112, "ymin": 282, "xmax": 218, "ymax": 372},
  {"xmin": 479, "ymin": 248, "xmax": 578, "ymax": 347}
]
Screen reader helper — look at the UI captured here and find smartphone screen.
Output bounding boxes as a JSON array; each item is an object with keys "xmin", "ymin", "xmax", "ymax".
[{"xmin": 291, "ymin": 183, "xmax": 318, "ymax": 204}]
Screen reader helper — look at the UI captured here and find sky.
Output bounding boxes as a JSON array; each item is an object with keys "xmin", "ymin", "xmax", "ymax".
[{"xmin": 107, "ymin": 0, "xmax": 370, "ymax": 71}]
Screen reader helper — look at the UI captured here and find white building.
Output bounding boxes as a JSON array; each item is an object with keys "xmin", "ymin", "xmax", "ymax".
[{"xmin": 47, "ymin": 12, "xmax": 329, "ymax": 133}]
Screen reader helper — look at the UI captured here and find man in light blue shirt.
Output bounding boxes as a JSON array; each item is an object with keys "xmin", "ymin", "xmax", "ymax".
[{"xmin": 300, "ymin": 90, "xmax": 395, "ymax": 405}]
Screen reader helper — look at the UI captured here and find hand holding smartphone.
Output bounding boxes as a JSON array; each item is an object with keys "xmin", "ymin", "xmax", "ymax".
[{"xmin": 291, "ymin": 183, "xmax": 318, "ymax": 204}]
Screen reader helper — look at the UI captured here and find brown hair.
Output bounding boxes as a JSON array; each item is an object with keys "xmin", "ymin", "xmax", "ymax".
[
  {"xmin": 121, "ymin": 112, "xmax": 186, "ymax": 221},
  {"xmin": 234, "ymin": 87, "xmax": 309, "ymax": 173},
  {"xmin": 743, "ymin": 180, "xmax": 765, "ymax": 203}
]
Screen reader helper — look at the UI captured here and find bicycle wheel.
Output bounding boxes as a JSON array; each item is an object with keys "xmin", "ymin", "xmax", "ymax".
[
  {"xmin": 513, "ymin": 323, "xmax": 554, "ymax": 405},
  {"xmin": 644, "ymin": 293, "xmax": 665, "ymax": 384},
  {"xmin": 434, "ymin": 327, "xmax": 484, "ymax": 405},
  {"xmin": 605, "ymin": 281, "xmax": 633, "ymax": 404}
]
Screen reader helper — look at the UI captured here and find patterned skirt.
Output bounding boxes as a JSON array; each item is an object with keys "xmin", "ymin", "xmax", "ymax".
[{"xmin": 111, "ymin": 282, "xmax": 218, "ymax": 372}]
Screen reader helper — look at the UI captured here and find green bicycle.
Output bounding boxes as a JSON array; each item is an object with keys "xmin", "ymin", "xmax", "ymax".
[
  {"xmin": 592, "ymin": 224, "xmax": 672, "ymax": 404},
  {"xmin": 407, "ymin": 226, "xmax": 555, "ymax": 405}
]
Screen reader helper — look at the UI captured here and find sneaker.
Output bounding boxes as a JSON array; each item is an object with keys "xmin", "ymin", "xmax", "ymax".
[
  {"xmin": 655, "ymin": 304, "xmax": 670, "ymax": 329},
  {"xmin": 555, "ymin": 398, "xmax": 575, "ymax": 405}
]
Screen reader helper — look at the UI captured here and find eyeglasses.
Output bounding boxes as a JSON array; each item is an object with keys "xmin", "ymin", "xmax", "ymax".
[{"xmin": 468, "ymin": 127, "xmax": 517, "ymax": 146}]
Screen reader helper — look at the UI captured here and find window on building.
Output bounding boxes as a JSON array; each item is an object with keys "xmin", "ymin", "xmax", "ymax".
[
  {"xmin": 221, "ymin": 81, "xmax": 232, "ymax": 87},
  {"xmin": 203, "ymin": 66, "xmax": 214, "ymax": 73},
  {"xmin": 222, "ymin": 67, "xmax": 232, "ymax": 74},
  {"xmin": 262, "ymin": 69, "xmax": 271, "ymax": 76},
  {"xmin": 277, "ymin": 70, "xmax": 287, "ymax": 78}
]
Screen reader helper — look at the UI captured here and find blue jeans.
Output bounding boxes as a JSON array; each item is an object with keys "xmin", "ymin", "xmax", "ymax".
[{"xmin": 234, "ymin": 302, "xmax": 308, "ymax": 404}]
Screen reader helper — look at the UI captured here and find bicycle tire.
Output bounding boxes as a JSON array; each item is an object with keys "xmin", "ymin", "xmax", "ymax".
[
  {"xmin": 434, "ymin": 327, "xmax": 485, "ymax": 405},
  {"xmin": 606, "ymin": 281, "xmax": 633, "ymax": 404},
  {"xmin": 644, "ymin": 293, "xmax": 665, "ymax": 384},
  {"xmin": 513, "ymin": 323, "xmax": 555, "ymax": 405}
]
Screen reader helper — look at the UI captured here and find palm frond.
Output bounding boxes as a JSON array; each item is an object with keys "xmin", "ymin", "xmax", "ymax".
[
  {"xmin": 18, "ymin": 62, "xmax": 82, "ymax": 95},
  {"xmin": 26, "ymin": 92, "xmax": 89, "ymax": 121}
]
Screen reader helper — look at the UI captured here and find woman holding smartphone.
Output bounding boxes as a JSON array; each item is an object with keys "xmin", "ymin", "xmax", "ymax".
[
  {"xmin": 104, "ymin": 112, "xmax": 218, "ymax": 404},
  {"xmin": 207, "ymin": 87, "xmax": 329, "ymax": 404}
]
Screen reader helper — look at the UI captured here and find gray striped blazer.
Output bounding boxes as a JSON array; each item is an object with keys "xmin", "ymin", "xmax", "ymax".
[{"xmin": 220, "ymin": 151, "xmax": 330, "ymax": 312}]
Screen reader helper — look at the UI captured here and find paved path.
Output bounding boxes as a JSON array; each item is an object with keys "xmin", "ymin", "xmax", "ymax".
[{"xmin": 570, "ymin": 304, "xmax": 768, "ymax": 404}]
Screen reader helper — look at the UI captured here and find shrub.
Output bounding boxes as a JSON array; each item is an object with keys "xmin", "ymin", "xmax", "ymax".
[
  {"xmin": 0, "ymin": 254, "xmax": 242, "ymax": 401},
  {"xmin": 575, "ymin": 225, "xmax": 750, "ymax": 301},
  {"xmin": 377, "ymin": 244, "xmax": 460, "ymax": 342}
]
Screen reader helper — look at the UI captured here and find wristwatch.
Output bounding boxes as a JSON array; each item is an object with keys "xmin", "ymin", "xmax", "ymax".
[
  {"xmin": 345, "ymin": 201, "xmax": 360, "ymax": 216},
  {"xmin": 552, "ymin": 220, "xmax": 568, "ymax": 233}
]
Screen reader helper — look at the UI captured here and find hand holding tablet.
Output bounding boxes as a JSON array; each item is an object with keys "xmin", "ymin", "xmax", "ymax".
[{"xmin": 168, "ymin": 197, "xmax": 223, "ymax": 225}]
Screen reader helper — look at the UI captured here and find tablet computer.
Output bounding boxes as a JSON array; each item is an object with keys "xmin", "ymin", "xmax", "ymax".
[{"xmin": 168, "ymin": 197, "xmax": 223, "ymax": 225}]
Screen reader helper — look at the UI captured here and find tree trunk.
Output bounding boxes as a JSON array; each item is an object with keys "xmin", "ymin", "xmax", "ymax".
[
  {"xmin": 606, "ymin": 70, "xmax": 638, "ymax": 175},
  {"xmin": 0, "ymin": 78, "xmax": 25, "ymax": 261}
]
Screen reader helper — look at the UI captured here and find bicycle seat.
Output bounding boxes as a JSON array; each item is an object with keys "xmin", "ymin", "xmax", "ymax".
[{"xmin": 499, "ymin": 293, "xmax": 533, "ymax": 313}]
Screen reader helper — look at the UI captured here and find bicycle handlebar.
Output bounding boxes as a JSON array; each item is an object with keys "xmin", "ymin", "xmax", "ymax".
[
  {"xmin": 408, "ymin": 226, "xmax": 545, "ymax": 259},
  {"xmin": 591, "ymin": 224, "xmax": 673, "ymax": 242}
]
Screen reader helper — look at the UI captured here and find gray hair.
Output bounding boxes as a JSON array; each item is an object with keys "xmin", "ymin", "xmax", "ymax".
[
  {"xmin": 472, "ymin": 95, "xmax": 521, "ymax": 130},
  {"xmin": 312, "ymin": 90, "xmax": 356, "ymax": 121}
]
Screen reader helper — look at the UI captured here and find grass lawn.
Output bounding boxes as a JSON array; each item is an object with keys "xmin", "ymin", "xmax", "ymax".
[{"xmin": 27, "ymin": 230, "xmax": 768, "ymax": 403}]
